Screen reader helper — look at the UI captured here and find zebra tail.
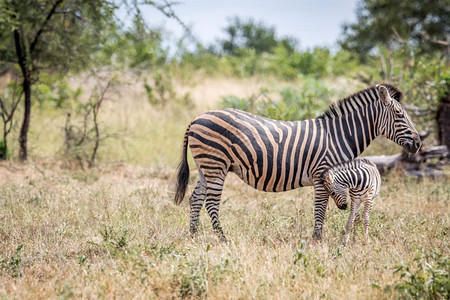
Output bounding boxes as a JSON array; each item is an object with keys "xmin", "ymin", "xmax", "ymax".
[{"xmin": 174, "ymin": 124, "xmax": 191, "ymax": 205}]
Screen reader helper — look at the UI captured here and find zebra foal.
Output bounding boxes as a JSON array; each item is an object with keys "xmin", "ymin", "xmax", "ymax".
[
  {"xmin": 321, "ymin": 158, "xmax": 381, "ymax": 246},
  {"xmin": 174, "ymin": 84, "xmax": 421, "ymax": 241}
]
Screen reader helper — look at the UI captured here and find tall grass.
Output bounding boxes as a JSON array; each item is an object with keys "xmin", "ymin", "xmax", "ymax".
[{"xmin": 0, "ymin": 162, "xmax": 448, "ymax": 299}]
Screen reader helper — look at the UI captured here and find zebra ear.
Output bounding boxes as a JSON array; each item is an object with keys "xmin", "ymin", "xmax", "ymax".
[
  {"xmin": 376, "ymin": 84, "xmax": 392, "ymax": 105},
  {"xmin": 325, "ymin": 173, "xmax": 333, "ymax": 185}
]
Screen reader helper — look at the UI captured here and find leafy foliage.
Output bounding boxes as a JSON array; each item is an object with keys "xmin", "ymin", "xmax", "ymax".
[
  {"xmin": 0, "ymin": 140, "xmax": 12, "ymax": 160},
  {"xmin": 96, "ymin": 15, "xmax": 168, "ymax": 70},
  {"xmin": 388, "ymin": 251, "xmax": 449, "ymax": 299},
  {"xmin": 33, "ymin": 73, "xmax": 83, "ymax": 108},
  {"xmin": 340, "ymin": 0, "xmax": 449, "ymax": 60},
  {"xmin": 220, "ymin": 79, "xmax": 330, "ymax": 121},
  {"xmin": 0, "ymin": 0, "xmax": 117, "ymax": 73},
  {"xmin": 0, "ymin": 244, "xmax": 23, "ymax": 278},
  {"xmin": 218, "ymin": 16, "xmax": 297, "ymax": 56}
]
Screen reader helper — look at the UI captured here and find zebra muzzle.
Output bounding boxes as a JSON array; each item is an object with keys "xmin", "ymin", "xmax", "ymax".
[{"xmin": 339, "ymin": 203, "xmax": 347, "ymax": 210}]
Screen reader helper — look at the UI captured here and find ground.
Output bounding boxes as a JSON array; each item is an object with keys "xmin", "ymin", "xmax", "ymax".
[{"xmin": 0, "ymin": 160, "xmax": 448, "ymax": 299}]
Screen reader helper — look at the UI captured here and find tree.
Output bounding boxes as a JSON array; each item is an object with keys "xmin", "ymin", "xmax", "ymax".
[
  {"xmin": 0, "ymin": 0, "xmax": 186, "ymax": 161},
  {"xmin": 0, "ymin": 80, "xmax": 21, "ymax": 159},
  {"xmin": 340, "ymin": 0, "xmax": 449, "ymax": 61},
  {"xmin": 0, "ymin": 0, "xmax": 117, "ymax": 161},
  {"xmin": 219, "ymin": 16, "xmax": 297, "ymax": 56},
  {"xmin": 339, "ymin": 0, "xmax": 450, "ymax": 169}
]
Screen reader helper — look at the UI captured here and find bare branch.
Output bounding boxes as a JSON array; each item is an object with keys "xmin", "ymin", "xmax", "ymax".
[
  {"xmin": 30, "ymin": 0, "xmax": 64, "ymax": 54},
  {"xmin": 420, "ymin": 31, "xmax": 449, "ymax": 46},
  {"xmin": 391, "ymin": 27, "xmax": 405, "ymax": 44},
  {"xmin": 139, "ymin": 0, "xmax": 197, "ymax": 42},
  {"xmin": 89, "ymin": 77, "xmax": 115, "ymax": 167},
  {"xmin": 404, "ymin": 104, "xmax": 435, "ymax": 117}
]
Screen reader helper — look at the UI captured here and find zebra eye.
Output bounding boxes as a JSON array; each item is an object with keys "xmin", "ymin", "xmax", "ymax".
[{"xmin": 394, "ymin": 109, "xmax": 404, "ymax": 118}]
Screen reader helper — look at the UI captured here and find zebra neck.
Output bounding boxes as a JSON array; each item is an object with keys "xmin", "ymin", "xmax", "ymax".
[{"xmin": 325, "ymin": 100, "xmax": 380, "ymax": 163}]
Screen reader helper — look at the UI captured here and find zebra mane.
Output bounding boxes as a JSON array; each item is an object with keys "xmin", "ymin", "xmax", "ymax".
[{"xmin": 320, "ymin": 83, "xmax": 403, "ymax": 119}]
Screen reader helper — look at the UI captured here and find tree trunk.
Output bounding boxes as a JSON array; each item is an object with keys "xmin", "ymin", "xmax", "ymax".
[
  {"xmin": 0, "ymin": 134, "xmax": 7, "ymax": 160},
  {"xmin": 19, "ymin": 71, "xmax": 31, "ymax": 161},
  {"xmin": 14, "ymin": 26, "xmax": 32, "ymax": 162},
  {"xmin": 436, "ymin": 93, "xmax": 450, "ymax": 158}
]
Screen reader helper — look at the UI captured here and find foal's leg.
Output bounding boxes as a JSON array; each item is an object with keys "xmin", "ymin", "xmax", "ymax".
[
  {"xmin": 362, "ymin": 196, "xmax": 373, "ymax": 244},
  {"xmin": 344, "ymin": 198, "xmax": 361, "ymax": 246},
  {"xmin": 353, "ymin": 211, "xmax": 361, "ymax": 241}
]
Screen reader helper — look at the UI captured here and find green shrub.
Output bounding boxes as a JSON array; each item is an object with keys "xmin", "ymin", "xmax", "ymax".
[
  {"xmin": 220, "ymin": 79, "xmax": 330, "ymax": 121},
  {"xmin": 177, "ymin": 262, "xmax": 208, "ymax": 298},
  {"xmin": 0, "ymin": 244, "xmax": 23, "ymax": 278},
  {"xmin": 331, "ymin": 49, "xmax": 360, "ymax": 76},
  {"xmin": 387, "ymin": 251, "xmax": 449, "ymax": 299},
  {"xmin": 0, "ymin": 139, "xmax": 12, "ymax": 160},
  {"xmin": 33, "ymin": 73, "xmax": 82, "ymax": 108}
]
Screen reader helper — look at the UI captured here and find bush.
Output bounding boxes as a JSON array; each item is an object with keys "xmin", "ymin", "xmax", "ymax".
[
  {"xmin": 220, "ymin": 79, "xmax": 330, "ymax": 121},
  {"xmin": 290, "ymin": 48, "xmax": 331, "ymax": 78},
  {"xmin": 387, "ymin": 251, "xmax": 449, "ymax": 299},
  {"xmin": 0, "ymin": 140, "xmax": 12, "ymax": 160},
  {"xmin": 331, "ymin": 49, "xmax": 360, "ymax": 76},
  {"xmin": 33, "ymin": 73, "xmax": 82, "ymax": 108},
  {"xmin": 177, "ymin": 43, "xmax": 344, "ymax": 80}
]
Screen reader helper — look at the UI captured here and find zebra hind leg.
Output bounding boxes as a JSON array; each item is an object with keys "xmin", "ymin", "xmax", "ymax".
[
  {"xmin": 362, "ymin": 196, "xmax": 373, "ymax": 244},
  {"xmin": 352, "ymin": 210, "xmax": 361, "ymax": 242},
  {"xmin": 204, "ymin": 179, "xmax": 227, "ymax": 242},
  {"xmin": 189, "ymin": 180, "xmax": 207, "ymax": 235}
]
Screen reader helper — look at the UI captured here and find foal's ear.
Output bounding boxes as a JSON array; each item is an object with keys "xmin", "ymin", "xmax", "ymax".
[
  {"xmin": 324, "ymin": 173, "xmax": 333, "ymax": 185},
  {"xmin": 376, "ymin": 84, "xmax": 392, "ymax": 105}
]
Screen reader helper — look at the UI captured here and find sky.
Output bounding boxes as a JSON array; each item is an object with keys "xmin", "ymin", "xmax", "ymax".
[{"xmin": 137, "ymin": 0, "xmax": 360, "ymax": 51}]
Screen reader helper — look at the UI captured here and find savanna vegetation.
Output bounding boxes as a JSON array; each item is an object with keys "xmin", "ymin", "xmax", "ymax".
[{"xmin": 0, "ymin": 0, "xmax": 448, "ymax": 298}]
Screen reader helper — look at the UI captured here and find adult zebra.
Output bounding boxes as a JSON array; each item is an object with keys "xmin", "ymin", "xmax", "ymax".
[{"xmin": 174, "ymin": 84, "xmax": 421, "ymax": 240}]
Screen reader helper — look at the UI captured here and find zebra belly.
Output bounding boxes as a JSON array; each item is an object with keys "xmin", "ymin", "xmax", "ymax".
[{"xmin": 229, "ymin": 157, "xmax": 314, "ymax": 192}]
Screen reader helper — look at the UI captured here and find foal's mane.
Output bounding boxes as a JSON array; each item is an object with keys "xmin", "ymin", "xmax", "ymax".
[{"xmin": 320, "ymin": 83, "xmax": 403, "ymax": 119}]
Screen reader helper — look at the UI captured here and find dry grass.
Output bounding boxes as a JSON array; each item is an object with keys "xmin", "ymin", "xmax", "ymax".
[{"xmin": 0, "ymin": 161, "xmax": 448, "ymax": 299}]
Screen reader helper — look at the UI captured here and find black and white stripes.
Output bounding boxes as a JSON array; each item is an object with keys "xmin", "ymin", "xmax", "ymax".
[
  {"xmin": 174, "ymin": 83, "xmax": 421, "ymax": 240},
  {"xmin": 321, "ymin": 158, "xmax": 381, "ymax": 245}
]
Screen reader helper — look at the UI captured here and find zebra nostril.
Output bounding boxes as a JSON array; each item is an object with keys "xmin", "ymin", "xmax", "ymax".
[{"xmin": 340, "ymin": 203, "xmax": 347, "ymax": 210}]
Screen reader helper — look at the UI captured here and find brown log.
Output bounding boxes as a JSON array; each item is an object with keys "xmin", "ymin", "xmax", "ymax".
[
  {"xmin": 364, "ymin": 145, "xmax": 449, "ymax": 177},
  {"xmin": 363, "ymin": 154, "xmax": 401, "ymax": 175}
]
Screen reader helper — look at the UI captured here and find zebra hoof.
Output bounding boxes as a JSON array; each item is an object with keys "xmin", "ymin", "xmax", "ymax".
[
  {"xmin": 189, "ymin": 226, "xmax": 198, "ymax": 236},
  {"xmin": 312, "ymin": 231, "xmax": 322, "ymax": 241},
  {"xmin": 219, "ymin": 235, "xmax": 228, "ymax": 243}
]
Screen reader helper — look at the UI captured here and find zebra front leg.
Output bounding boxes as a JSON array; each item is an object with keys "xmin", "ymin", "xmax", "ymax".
[
  {"xmin": 205, "ymin": 180, "xmax": 227, "ymax": 242},
  {"xmin": 189, "ymin": 180, "xmax": 206, "ymax": 235},
  {"xmin": 312, "ymin": 183, "xmax": 329, "ymax": 240},
  {"xmin": 352, "ymin": 210, "xmax": 361, "ymax": 242},
  {"xmin": 344, "ymin": 199, "xmax": 360, "ymax": 246}
]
